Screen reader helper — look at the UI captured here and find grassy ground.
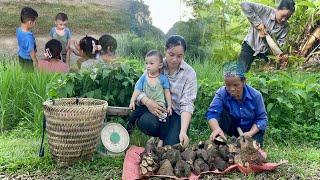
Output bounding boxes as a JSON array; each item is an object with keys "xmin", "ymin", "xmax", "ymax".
[
  {"xmin": 1, "ymin": 111, "xmax": 320, "ymax": 180},
  {"xmin": 0, "ymin": 56, "xmax": 319, "ymax": 179},
  {"xmin": 0, "ymin": 133, "xmax": 123, "ymax": 179},
  {"xmin": 0, "ymin": 1, "xmax": 130, "ymax": 36},
  {"xmin": 0, "ymin": 129, "xmax": 319, "ymax": 179}
]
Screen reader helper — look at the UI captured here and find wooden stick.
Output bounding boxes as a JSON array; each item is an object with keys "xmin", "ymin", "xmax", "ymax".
[
  {"xmin": 301, "ymin": 27, "xmax": 320, "ymax": 56},
  {"xmin": 306, "ymin": 44, "xmax": 320, "ymax": 61},
  {"xmin": 237, "ymin": 127, "xmax": 244, "ymax": 136},
  {"xmin": 106, "ymin": 106, "xmax": 131, "ymax": 116},
  {"xmin": 265, "ymin": 34, "xmax": 283, "ymax": 56}
]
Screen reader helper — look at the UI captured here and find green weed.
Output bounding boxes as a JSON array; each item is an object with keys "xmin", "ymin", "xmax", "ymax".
[{"xmin": 0, "ymin": 59, "xmax": 60, "ymax": 132}]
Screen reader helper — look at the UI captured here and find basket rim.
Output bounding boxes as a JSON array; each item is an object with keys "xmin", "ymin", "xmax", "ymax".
[{"xmin": 43, "ymin": 98, "xmax": 108, "ymax": 110}]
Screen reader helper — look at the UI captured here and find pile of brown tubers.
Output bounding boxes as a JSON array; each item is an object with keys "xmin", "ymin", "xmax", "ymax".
[{"xmin": 139, "ymin": 128, "xmax": 266, "ymax": 178}]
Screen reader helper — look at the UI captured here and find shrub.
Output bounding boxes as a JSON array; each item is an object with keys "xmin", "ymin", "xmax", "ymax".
[
  {"xmin": 2, "ymin": 54, "xmax": 319, "ymax": 145},
  {"xmin": 167, "ymin": 20, "xmax": 210, "ymax": 60},
  {"xmin": 247, "ymin": 72, "xmax": 320, "ymax": 143},
  {"xmin": 116, "ymin": 33, "xmax": 164, "ymax": 58},
  {"xmin": 47, "ymin": 58, "xmax": 144, "ymax": 106}
]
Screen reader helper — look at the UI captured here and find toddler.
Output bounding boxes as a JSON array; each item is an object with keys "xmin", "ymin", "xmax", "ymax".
[
  {"xmin": 127, "ymin": 50, "xmax": 172, "ymax": 147},
  {"xmin": 49, "ymin": 13, "xmax": 72, "ymax": 64}
]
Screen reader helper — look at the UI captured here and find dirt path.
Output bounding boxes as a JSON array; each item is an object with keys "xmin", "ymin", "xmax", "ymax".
[{"xmin": 0, "ymin": 35, "xmax": 49, "ymax": 59}]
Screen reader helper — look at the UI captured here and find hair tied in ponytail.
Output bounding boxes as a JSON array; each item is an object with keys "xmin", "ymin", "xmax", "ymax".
[
  {"xmin": 44, "ymin": 48, "xmax": 53, "ymax": 58},
  {"xmin": 92, "ymin": 40, "xmax": 102, "ymax": 54}
]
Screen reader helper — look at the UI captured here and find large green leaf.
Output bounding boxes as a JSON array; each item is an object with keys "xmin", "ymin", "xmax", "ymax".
[{"xmin": 267, "ymin": 103, "xmax": 274, "ymax": 112}]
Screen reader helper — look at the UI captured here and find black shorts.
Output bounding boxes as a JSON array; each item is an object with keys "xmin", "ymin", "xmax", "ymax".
[{"xmin": 18, "ymin": 56, "xmax": 34, "ymax": 71}]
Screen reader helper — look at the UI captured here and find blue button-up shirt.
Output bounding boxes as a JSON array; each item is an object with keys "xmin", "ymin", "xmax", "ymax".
[{"xmin": 206, "ymin": 84, "xmax": 267, "ymax": 131}]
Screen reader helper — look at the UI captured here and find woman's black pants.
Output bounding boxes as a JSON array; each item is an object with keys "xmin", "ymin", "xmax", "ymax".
[{"xmin": 137, "ymin": 110, "xmax": 181, "ymax": 145}]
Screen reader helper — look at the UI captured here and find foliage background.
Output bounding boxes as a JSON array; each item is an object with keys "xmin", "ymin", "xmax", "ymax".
[
  {"xmin": 1, "ymin": 59, "xmax": 318, "ymax": 145},
  {"xmin": 172, "ymin": 0, "xmax": 320, "ymax": 62}
]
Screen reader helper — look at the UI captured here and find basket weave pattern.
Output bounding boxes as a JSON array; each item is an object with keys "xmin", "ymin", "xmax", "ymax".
[{"xmin": 43, "ymin": 98, "xmax": 108, "ymax": 166}]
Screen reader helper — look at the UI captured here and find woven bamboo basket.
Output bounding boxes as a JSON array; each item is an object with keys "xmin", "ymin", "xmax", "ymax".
[{"xmin": 43, "ymin": 98, "xmax": 108, "ymax": 166}]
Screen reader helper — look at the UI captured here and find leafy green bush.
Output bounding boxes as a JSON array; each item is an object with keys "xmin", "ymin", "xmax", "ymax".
[
  {"xmin": 167, "ymin": 20, "xmax": 211, "ymax": 60},
  {"xmin": 184, "ymin": 0, "xmax": 246, "ymax": 62},
  {"xmin": 130, "ymin": 37, "xmax": 163, "ymax": 58},
  {"xmin": 285, "ymin": 0, "xmax": 320, "ymax": 51},
  {"xmin": 192, "ymin": 78, "xmax": 222, "ymax": 133},
  {"xmin": 47, "ymin": 59, "xmax": 144, "ymax": 106},
  {"xmin": 2, "ymin": 54, "xmax": 319, "ymax": 145},
  {"xmin": 248, "ymin": 72, "xmax": 320, "ymax": 143}
]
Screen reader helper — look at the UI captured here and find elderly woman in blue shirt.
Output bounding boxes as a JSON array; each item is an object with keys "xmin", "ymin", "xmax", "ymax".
[{"xmin": 206, "ymin": 62, "xmax": 267, "ymax": 146}]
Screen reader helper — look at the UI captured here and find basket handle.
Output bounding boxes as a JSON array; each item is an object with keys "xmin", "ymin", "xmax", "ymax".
[
  {"xmin": 39, "ymin": 114, "xmax": 46, "ymax": 157},
  {"xmin": 76, "ymin": 97, "xmax": 79, "ymax": 105}
]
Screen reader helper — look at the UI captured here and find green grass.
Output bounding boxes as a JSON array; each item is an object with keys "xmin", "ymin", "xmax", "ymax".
[
  {"xmin": 0, "ymin": 2, "xmax": 130, "ymax": 36},
  {"xmin": 0, "ymin": 57, "xmax": 60, "ymax": 132},
  {"xmin": 0, "ymin": 130, "xmax": 319, "ymax": 179},
  {"xmin": 191, "ymin": 59, "xmax": 224, "ymax": 82},
  {"xmin": 0, "ymin": 133, "xmax": 123, "ymax": 179}
]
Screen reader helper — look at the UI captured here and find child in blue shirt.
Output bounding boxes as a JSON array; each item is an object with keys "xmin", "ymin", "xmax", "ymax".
[
  {"xmin": 16, "ymin": 7, "xmax": 38, "ymax": 70},
  {"xmin": 49, "ymin": 13, "xmax": 72, "ymax": 65},
  {"xmin": 127, "ymin": 50, "xmax": 172, "ymax": 147}
]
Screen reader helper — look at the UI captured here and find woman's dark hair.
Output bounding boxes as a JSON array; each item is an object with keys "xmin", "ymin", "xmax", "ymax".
[
  {"xmin": 99, "ymin": 34, "xmax": 117, "ymax": 55},
  {"xmin": 79, "ymin": 36, "xmax": 99, "ymax": 58},
  {"xmin": 145, "ymin": 50, "xmax": 163, "ymax": 63},
  {"xmin": 45, "ymin": 39, "xmax": 62, "ymax": 60},
  {"xmin": 277, "ymin": 0, "xmax": 295, "ymax": 13},
  {"xmin": 20, "ymin": 7, "xmax": 38, "ymax": 23},
  {"xmin": 55, "ymin": 12, "xmax": 68, "ymax": 21},
  {"xmin": 165, "ymin": 35, "xmax": 187, "ymax": 52}
]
